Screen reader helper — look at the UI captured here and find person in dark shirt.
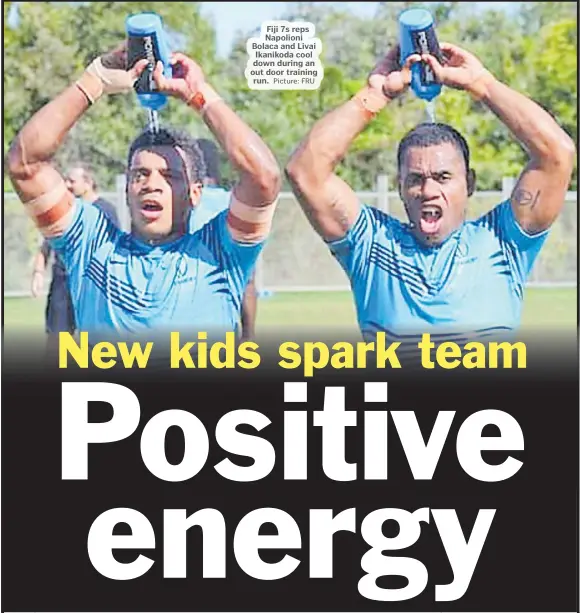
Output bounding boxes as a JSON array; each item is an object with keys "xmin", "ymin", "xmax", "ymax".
[
  {"xmin": 31, "ymin": 164, "xmax": 120, "ymax": 344},
  {"xmin": 65, "ymin": 164, "xmax": 120, "ymax": 224}
]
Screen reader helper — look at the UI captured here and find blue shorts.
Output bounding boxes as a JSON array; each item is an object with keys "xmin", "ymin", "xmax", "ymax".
[{"xmin": 45, "ymin": 274, "xmax": 75, "ymax": 334}]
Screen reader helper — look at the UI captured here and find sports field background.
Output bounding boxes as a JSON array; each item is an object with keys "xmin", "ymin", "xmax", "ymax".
[{"xmin": 3, "ymin": 288, "xmax": 577, "ymax": 338}]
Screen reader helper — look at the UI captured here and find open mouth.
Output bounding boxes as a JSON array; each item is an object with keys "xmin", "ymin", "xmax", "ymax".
[
  {"xmin": 419, "ymin": 205, "xmax": 443, "ymax": 235},
  {"xmin": 141, "ymin": 200, "xmax": 163, "ymax": 211},
  {"xmin": 139, "ymin": 200, "xmax": 164, "ymax": 220}
]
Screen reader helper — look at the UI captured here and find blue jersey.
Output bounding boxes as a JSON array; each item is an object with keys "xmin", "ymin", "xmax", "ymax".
[
  {"xmin": 188, "ymin": 186, "xmax": 231, "ymax": 233},
  {"xmin": 48, "ymin": 198, "xmax": 262, "ymax": 338},
  {"xmin": 328, "ymin": 200, "xmax": 548, "ymax": 341}
]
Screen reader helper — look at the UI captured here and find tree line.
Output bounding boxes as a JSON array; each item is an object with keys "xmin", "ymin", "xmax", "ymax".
[{"xmin": 3, "ymin": 1, "xmax": 577, "ymax": 192}]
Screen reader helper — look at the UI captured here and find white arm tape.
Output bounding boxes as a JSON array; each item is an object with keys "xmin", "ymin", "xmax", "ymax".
[
  {"xmin": 23, "ymin": 181, "xmax": 68, "ymax": 216},
  {"xmin": 227, "ymin": 196, "xmax": 278, "ymax": 243},
  {"xmin": 23, "ymin": 181, "xmax": 76, "ymax": 238},
  {"xmin": 230, "ymin": 197, "xmax": 278, "ymax": 223}
]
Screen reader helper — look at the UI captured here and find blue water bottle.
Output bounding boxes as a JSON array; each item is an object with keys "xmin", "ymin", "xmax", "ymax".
[
  {"xmin": 125, "ymin": 12, "xmax": 172, "ymax": 111},
  {"xmin": 399, "ymin": 8, "xmax": 444, "ymax": 101}
]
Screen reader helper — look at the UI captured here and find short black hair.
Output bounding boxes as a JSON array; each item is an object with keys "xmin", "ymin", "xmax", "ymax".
[
  {"xmin": 196, "ymin": 138, "xmax": 221, "ymax": 184},
  {"xmin": 397, "ymin": 122, "xmax": 470, "ymax": 174},
  {"xmin": 127, "ymin": 126, "xmax": 206, "ymax": 183}
]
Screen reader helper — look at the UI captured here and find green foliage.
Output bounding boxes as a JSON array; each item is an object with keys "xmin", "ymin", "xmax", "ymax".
[
  {"xmin": 4, "ymin": 2, "xmax": 222, "ymax": 190},
  {"xmin": 220, "ymin": 1, "xmax": 577, "ymax": 190},
  {"xmin": 3, "ymin": 1, "xmax": 577, "ymax": 192}
]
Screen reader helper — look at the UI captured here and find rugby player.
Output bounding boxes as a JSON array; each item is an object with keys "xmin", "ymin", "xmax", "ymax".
[
  {"xmin": 8, "ymin": 43, "xmax": 280, "ymax": 339},
  {"xmin": 285, "ymin": 43, "xmax": 575, "ymax": 340}
]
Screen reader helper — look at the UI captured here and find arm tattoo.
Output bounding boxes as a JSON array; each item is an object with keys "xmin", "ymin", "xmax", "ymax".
[{"xmin": 512, "ymin": 188, "xmax": 541, "ymax": 209}]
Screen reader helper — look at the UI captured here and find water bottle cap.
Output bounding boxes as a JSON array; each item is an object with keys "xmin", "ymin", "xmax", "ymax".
[
  {"xmin": 399, "ymin": 8, "xmax": 434, "ymax": 30},
  {"xmin": 125, "ymin": 12, "xmax": 163, "ymax": 35}
]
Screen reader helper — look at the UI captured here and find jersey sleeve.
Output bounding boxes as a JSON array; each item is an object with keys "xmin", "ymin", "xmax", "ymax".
[
  {"xmin": 94, "ymin": 198, "xmax": 121, "ymax": 228},
  {"xmin": 325, "ymin": 204, "xmax": 377, "ymax": 281},
  {"xmin": 201, "ymin": 210, "xmax": 264, "ymax": 298},
  {"xmin": 189, "ymin": 188, "xmax": 231, "ymax": 233},
  {"xmin": 47, "ymin": 199, "xmax": 119, "ymax": 294},
  {"xmin": 479, "ymin": 200, "xmax": 549, "ymax": 287}
]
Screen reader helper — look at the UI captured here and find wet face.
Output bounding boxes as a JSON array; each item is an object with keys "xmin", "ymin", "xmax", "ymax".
[
  {"xmin": 127, "ymin": 146, "xmax": 201, "ymax": 242},
  {"xmin": 65, "ymin": 168, "xmax": 92, "ymax": 198},
  {"xmin": 398, "ymin": 142, "xmax": 475, "ymax": 247}
]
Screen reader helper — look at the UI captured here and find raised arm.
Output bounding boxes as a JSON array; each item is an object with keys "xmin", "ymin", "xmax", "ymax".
[
  {"xmin": 424, "ymin": 43, "xmax": 576, "ymax": 234},
  {"xmin": 6, "ymin": 44, "xmax": 146, "ymax": 239},
  {"xmin": 7, "ymin": 81, "xmax": 89, "ymax": 238},
  {"xmin": 153, "ymin": 54, "xmax": 281, "ymax": 243},
  {"xmin": 284, "ymin": 47, "xmax": 421, "ymax": 241}
]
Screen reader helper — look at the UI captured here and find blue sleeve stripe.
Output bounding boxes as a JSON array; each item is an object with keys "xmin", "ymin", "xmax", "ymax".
[
  {"xmin": 479, "ymin": 204, "xmax": 525, "ymax": 299},
  {"xmin": 200, "ymin": 214, "xmax": 229, "ymax": 271},
  {"xmin": 371, "ymin": 242, "xmax": 427, "ymax": 279},
  {"xmin": 197, "ymin": 214, "xmax": 244, "ymax": 313},
  {"xmin": 478, "ymin": 205, "xmax": 501, "ymax": 236},
  {"xmin": 206, "ymin": 212, "xmax": 242, "ymax": 285},
  {"xmin": 205, "ymin": 268, "xmax": 225, "ymax": 280},
  {"xmin": 84, "ymin": 270, "xmax": 140, "ymax": 315},
  {"xmin": 84, "ymin": 270, "xmax": 149, "ymax": 314},
  {"xmin": 500, "ymin": 234, "xmax": 524, "ymax": 297},
  {"xmin": 207, "ymin": 275, "xmax": 229, "ymax": 288},
  {"xmin": 199, "ymin": 211, "xmax": 259, "ymax": 312},
  {"xmin": 368, "ymin": 206, "xmax": 390, "ymax": 225},
  {"xmin": 218, "ymin": 217, "xmax": 235, "ymax": 273},
  {"xmin": 93, "ymin": 214, "xmax": 107, "ymax": 248},
  {"xmin": 87, "ymin": 258, "xmax": 155, "ymax": 301},
  {"xmin": 479, "ymin": 209, "xmax": 494, "ymax": 232},
  {"xmin": 369, "ymin": 252, "xmax": 432, "ymax": 296},
  {"xmin": 491, "ymin": 206, "xmax": 502, "ymax": 238},
  {"xmin": 85, "ymin": 260, "xmax": 154, "ymax": 310},
  {"xmin": 199, "ymin": 220, "xmax": 212, "ymax": 248},
  {"xmin": 95, "ymin": 214, "xmax": 120, "ymax": 250},
  {"xmin": 67, "ymin": 220, "xmax": 84, "ymax": 255},
  {"xmin": 351, "ymin": 207, "xmax": 370, "ymax": 244},
  {"xmin": 326, "ymin": 205, "xmax": 371, "ymax": 252},
  {"xmin": 49, "ymin": 199, "xmax": 84, "ymax": 251},
  {"xmin": 491, "ymin": 259, "xmax": 511, "ymax": 270}
]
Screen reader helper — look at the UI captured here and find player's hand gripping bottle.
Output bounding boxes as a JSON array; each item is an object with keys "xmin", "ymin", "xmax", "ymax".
[
  {"xmin": 125, "ymin": 12, "xmax": 172, "ymax": 111},
  {"xmin": 399, "ymin": 7, "xmax": 444, "ymax": 102}
]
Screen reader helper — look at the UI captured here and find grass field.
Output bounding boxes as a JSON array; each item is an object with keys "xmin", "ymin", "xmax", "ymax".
[{"xmin": 3, "ymin": 288, "xmax": 577, "ymax": 336}]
